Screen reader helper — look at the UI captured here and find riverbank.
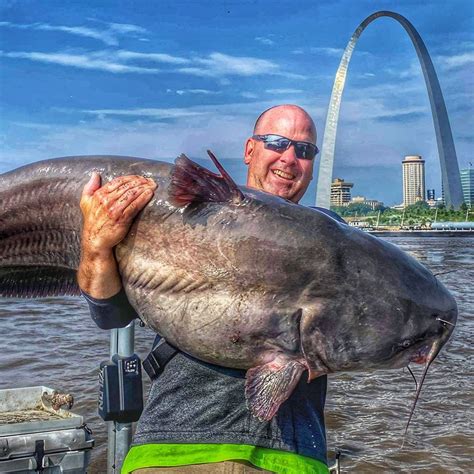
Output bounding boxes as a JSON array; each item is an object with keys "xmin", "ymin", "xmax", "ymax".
[{"xmin": 369, "ymin": 230, "xmax": 474, "ymax": 237}]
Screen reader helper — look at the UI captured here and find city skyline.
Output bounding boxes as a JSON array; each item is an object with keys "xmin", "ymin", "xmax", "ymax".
[
  {"xmin": 334, "ymin": 159, "xmax": 473, "ymax": 208},
  {"xmin": 0, "ymin": 1, "xmax": 473, "ymax": 206}
]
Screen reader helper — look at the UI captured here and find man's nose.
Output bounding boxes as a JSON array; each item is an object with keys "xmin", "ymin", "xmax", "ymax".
[{"xmin": 280, "ymin": 145, "xmax": 298, "ymax": 165}]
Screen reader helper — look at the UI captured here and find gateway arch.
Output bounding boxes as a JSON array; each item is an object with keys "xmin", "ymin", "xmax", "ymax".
[{"xmin": 315, "ymin": 10, "xmax": 464, "ymax": 209}]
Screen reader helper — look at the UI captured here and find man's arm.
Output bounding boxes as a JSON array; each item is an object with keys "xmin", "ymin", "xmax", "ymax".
[{"xmin": 78, "ymin": 172, "xmax": 156, "ymax": 327}]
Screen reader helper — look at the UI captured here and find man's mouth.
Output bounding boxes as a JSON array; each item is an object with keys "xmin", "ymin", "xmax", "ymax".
[{"xmin": 272, "ymin": 169, "xmax": 295, "ymax": 180}]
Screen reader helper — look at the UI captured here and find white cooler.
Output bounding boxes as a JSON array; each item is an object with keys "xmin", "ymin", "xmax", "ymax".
[{"xmin": 0, "ymin": 386, "xmax": 94, "ymax": 473}]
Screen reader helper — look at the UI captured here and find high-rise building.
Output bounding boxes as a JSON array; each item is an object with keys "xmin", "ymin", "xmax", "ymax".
[
  {"xmin": 402, "ymin": 155, "xmax": 425, "ymax": 207},
  {"xmin": 426, "ymin": 189, "xmax": 437, "ymax": 207},
  {"xmin": 331, "ymin": 178, "xmax": 353, "ymax": 207},
  {"xmin": 460, "ymin": 167, "xmax": 474, "ymax": 208}
]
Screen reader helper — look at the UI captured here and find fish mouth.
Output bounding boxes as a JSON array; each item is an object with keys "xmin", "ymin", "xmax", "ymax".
[
  {"xmin": 389, "ymin": 334, "xmax": 444, "ymax": 369},
  {"xmin": 398, "ymin": 307, "xmax": 457, "ymax": 367},
  {"xmin": 409, "ymin": 344, "xmax": 432, "ymax": 365},
  {"xmin": 272, "ymin": 169, "xmax": 295, "ymax": 180}
]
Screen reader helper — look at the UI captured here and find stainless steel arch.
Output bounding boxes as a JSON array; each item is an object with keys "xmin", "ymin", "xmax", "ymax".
[{"xmin": 315, "ymin": 11, "xmax": 464, "ymax": 209}]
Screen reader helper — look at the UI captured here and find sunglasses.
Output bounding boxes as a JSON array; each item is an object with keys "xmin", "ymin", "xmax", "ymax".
[{"xmin": 252, "ymin": 134, "xmax": 319, "ymax": 161}]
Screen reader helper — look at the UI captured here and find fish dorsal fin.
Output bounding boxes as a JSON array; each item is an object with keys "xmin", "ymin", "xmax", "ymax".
[{"xmin": 169, "ymin": 151, "xmax": 245, "ymax": 207}]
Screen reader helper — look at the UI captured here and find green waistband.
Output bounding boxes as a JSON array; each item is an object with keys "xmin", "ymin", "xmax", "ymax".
[{"xmin": 122, "ymin": 443, "xmax": 329, "ymax": 474}]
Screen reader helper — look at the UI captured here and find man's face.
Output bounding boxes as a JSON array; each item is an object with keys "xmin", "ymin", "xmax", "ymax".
[{"xmin": 244, "ymin": 108, "xmax": 316, "ymax": 203}]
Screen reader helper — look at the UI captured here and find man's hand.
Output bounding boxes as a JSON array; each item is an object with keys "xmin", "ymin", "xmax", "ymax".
[
  {"xmin": 80, "ymin": 173, "xmax": 157, "ymax": 255},
  {"xmin": 78, "ymin": 173, "xmax": 157, "ymax": 298}
]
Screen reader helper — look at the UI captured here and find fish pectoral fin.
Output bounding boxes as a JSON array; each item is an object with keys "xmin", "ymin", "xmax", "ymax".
[
  {"xmin": 169, "ymin": 152, "xmax": 244, "ymax": 207},
  {"xmin": 245, "ymin": 357, "xmax": 305, "ymax": 421}
]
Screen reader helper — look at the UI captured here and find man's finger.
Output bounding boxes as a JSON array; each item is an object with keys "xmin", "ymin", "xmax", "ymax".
[
  {"xmin": 121, "ymin": 188, "xmax": 155, "ymax": 220},
  {"xmin": 103, "ymin": 179, "xmax": 155, "ymax": 208},
  {"xmin": 106, "ymin": 188, "xmax": 141, "ymax": 218},
  {"xmin": 82, "ymin": 172, "xmax": 101, "ymax": 197},
  {"xmin": 107, "ymin": 184, "xmax": 155, "ymax": 220},
  {"xmin": 100, "ymin": 175, "xmax": 150, "ymax": 195}
]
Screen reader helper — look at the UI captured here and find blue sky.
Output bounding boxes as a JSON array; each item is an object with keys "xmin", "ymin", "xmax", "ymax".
[{"xmin": 1, "ymin": 0, "xmax": 472, "ymax": 206}]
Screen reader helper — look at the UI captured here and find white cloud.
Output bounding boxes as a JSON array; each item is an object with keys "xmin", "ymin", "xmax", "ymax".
[
  {"xmin": 338, "ymin": 96, "xmax": 428, "ymax": 122},
  {"xmin": 1, "ymin": 46, "xmax": 303, "ymax": 79},
  {"xmin": 394, "ymin": 61, "xmax": 424, "ymax": 79},
  {"xmin": 255, "ymin": 36, "xmax": 275, "ymax": 46},
  {"xmin": 82, "ymin": 107, "xmax": 209, "ymax": 119},
  {"xmin": 0, "ymin": 51, "xmax": 160, "ymax": 74},
  {"xmin": 174, "ymin": 66, "xmax": 215, "ymax": 77},
  {"xmin": 175, "ymin": 89, "xmax": 220, "ymax": 95},
  {"xmin": 41, "ymin": 25, "xmax": 118, "ymax": 45},
  {"xmin": 265, "ymin": 88, "xmax": 303, "ymax": 94},
  {"xmin": 240, "ymin": 92, "xmax": 258, "ymax": 99},
  {"xmin": 116, "ymin": 50, "xmax": 189, "ymax": 65},
  {"xmin": 292, "ymin": 46, "xmax": 371, "ymax": 59},
  {"xmin": 351, "ymin": 78, "xmax": 425, "ymax": 99},
  {"xmin": 292, "ymin": 46, "xmax": 344, "ymax": 57},
  {"xmin": 0, "ymin": 20, "xmax": 148, "ymax": 46},
  {"xmin": 310, "ymin": 46, "xmax": 344, "ymax": 57},
  {"xmin": 178, "ymin": 52, "xmax": 307, "ymax": 79},
  {"xmin": 436, "ymin": 52, "xmax": 474, "ymax": 70},
  {"xmin": 193, "ymin": 52, "xmax": 280, "ymax": 76},
  {"xmin": 276, "ymin": 71, "xmax": 308, "ymax": 80},
  {"xmin": 106, "ymin": 22, "xmax": 147, "ymax": 35}
]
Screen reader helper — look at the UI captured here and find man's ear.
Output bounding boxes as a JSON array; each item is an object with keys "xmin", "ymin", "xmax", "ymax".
[{"xmin": 244, "ymin": 138, "xmax": 254, "ymax": 165}]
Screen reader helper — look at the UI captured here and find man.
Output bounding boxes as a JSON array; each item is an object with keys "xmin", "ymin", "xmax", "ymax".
[{"xmin": 79, "ymin": 105, "xmax": 329, "ymax": 474}]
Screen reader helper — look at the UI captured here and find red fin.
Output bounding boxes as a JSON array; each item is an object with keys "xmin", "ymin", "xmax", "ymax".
[
  {"xmin": 245, "ymin": 358, "xmax": 305, "ymax": 421},
  {"xmin": 169, "ymin": 152, "xmax": 244, "ymax": 207}
]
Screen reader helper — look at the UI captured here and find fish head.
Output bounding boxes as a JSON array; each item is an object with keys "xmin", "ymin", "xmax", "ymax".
[{"xmin": 300, "ymin": 235, "xmax": 458, "ymax": 378}]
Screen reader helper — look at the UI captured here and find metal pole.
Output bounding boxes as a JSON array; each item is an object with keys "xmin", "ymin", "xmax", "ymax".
[{"xmin": 107, "ymin": 323, "xmax": 135, "ymax": 473}]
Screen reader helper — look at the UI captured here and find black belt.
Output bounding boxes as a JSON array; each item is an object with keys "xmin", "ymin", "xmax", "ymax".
[{"xmin": 142, "ymin": 337, "xmax": 179, "ymax": 380}]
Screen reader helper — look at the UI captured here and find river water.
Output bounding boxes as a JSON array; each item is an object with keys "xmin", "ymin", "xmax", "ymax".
[{"xmin": 0, "ymin": 236, "xmax": 472, "ymax": 473}]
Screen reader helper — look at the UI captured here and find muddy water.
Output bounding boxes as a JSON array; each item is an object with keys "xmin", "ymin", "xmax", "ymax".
[{"xmin": 0, "ymin": 236, "xmax": 472, "ymax": 472}]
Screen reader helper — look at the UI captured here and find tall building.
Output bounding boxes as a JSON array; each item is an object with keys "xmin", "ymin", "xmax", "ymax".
[
  {"xmin": 402, "ymin": 155, "xmax": 425, "ymax": 207},
  {"xmin": 426, "ymin": 189, "xmax": 437, "ymax": 207},
  {"xmin": 460, "ymin": 167, "xmax": 474, "ymax": 208},
  {"xmin": 331, "ymin": 178, "xmax": 353, "ymax": 207}
]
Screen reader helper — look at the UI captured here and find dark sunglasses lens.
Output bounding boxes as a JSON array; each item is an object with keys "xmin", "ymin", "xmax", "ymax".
[
  {"xmin": 295, "ymin": 143, "xmax": 315, "ymax": 160},
  {"xmin": 264, "ymin": 138, "xmax": 290, "ymax": 152}
]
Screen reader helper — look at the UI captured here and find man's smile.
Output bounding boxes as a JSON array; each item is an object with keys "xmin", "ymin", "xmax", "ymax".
[{"xmin": 272, "ymin": 169, "xmax": 295, "ymax": 180}]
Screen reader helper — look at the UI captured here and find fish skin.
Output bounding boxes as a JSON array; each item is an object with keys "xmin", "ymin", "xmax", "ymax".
[{"xmin": 0, "ymin": 155, "xmax": 457, "ymax": 419}]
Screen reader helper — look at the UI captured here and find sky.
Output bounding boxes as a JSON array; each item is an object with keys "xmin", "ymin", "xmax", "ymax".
[{"xmin": 0, "ymin": 0, "xmax": 473, "ymax": 206}]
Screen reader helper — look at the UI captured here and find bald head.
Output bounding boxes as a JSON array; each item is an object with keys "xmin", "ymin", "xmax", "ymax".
[{"xmin": 253, "ymin": 104, "xmax": 317, "ymax": 145}]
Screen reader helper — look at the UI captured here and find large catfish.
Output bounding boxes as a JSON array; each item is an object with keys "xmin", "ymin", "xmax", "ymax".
[{"xmin": 0, "ymin": 153, "xmax": 457, "ymax": 424}]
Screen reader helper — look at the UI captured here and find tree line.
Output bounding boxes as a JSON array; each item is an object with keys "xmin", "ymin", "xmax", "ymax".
[{"xmin": 331, "ymin": 201, "xmax": 472, "ymax": 228}]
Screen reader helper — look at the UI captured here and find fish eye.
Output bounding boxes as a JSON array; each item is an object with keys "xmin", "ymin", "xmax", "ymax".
[{"xmin": 400, "ymin": 339, "xmax": 412, "ymax": 349}]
